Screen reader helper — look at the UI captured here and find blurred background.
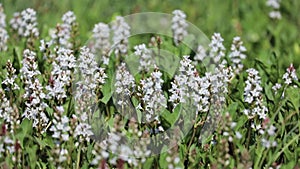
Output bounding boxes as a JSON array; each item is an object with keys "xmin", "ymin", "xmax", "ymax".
[{"xmin": 1, "ymin": 0, "xmax": 300, "ymax": 67}]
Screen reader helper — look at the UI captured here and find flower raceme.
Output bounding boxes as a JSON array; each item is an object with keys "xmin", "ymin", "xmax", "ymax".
[
  {"xmin": 10, "ymin": 8, "xmax": 39, "ymax": 38},
  {"xmin": 172, "ymin": 10, "xmax": 188, "ymax": 46},
  {"xmin": 112, "ymin": 16, "xmax": 130, "ymax": 57},
  {"xmin": 243, "ymin": 68, "xmax": 268, "ymax": 120},
  {"xmin": 20, "ymin": 49, "xmax": 49, "ymax": 133},
  {"xmin": 0, "ymin": 3, "xmax": 8, "ymax": 51}
]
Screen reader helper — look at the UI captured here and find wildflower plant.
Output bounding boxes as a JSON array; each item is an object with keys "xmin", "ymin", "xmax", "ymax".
[{"xmin": 0, "ymin": 2, "xmax": 299, "ymax": 169}]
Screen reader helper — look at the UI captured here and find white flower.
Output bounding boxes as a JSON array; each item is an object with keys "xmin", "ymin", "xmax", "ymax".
[
  {"xmin": 51, "ymin": 11, "xmax": 77, "ymax": 48},
  {"xmin": 115, "ymin": 63, "xmax": 135, "ymax": 96},
  {"xmin": 209, "ymin": 33, "xmax": 226, "ymax": 64},
  {"xmin": 269, "ymin": 11, "xmax": 282, "ymax": 20},
  {"xmin": 112, "ymin": 16, "xmax": 130, "ymax": 56},
  {"xmin": 266, "ymin": 0, "xmax": 280, "ymax": 9},
  {"xmin": 73, "ymin": 122, "xmax": 93, "ymax": 142},
  {"xmin": 244, "ymin": 68, "xmax": 268, "ymax": 120},
  {"xmin": 229, "ymin": 36, "xmax": 247, "ymax": 73},
  {"xmin": 172, "ymin": 10, "xmax": 188, "ymax": 46},
  {"xmin": 282, "ymin": 64, "xmax": 298, "ymax": 85},
  {"xmin": 91, "ymin": 22, "xmax": 110, "ymax": 57},
  {"xmin": 0, "ymin": 4, "xmax": 6, "ymax": 28},
  {"xmin": 194, "ymin": 45, "xmax": 207, "ymax": 62},
  {"xmin": 267, "ymin": 125, "xmax": 276, "ymax": 136},
  {"xmin": 139, "ymin": 67, "xmax": 167, "ymax": 122},
  {"xmin": 74, "ymin": 47, "xmax": 107, "ymax": 124},
  {"xmin": 0, "ymin": 5, "xmax": 8, "ymax": 51},
  {"xmin": 46, "ymin": 48, "xmax": 76, "ymax": 103},
  {"xmin": 266, "ymin": 0, "xmax": 281, "ymax": 20},
  {"xmin": 272, "ymin": 83, "xmax": 281, "ymax": 94},
  {"xmin": 2, "ymin": 60, "xmax": 19, "ymax": 91},
  {"xmin": 10, "ymin": 8, "xmax": 39, "ymax": 38},
  {"xmin": 235, "ymin": 132, "xmax": 242, "ymax": 139},
  {"xmin": 134, "ymin": 44, "xmax": 154, "ymax": 72},
  {"xmin": 20, "ymin": 49, "xmax": 48, "ymax": 131}
]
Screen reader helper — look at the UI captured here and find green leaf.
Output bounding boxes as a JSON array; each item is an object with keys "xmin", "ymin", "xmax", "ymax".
[
  {"xmin": 142, "ymin": 157, "xmax": 155, "ymax": 169},
  {"xmin": 265, "ymin": 83, "xmax": 275, "ymax": 101},
  {"xmin": 286, "ymin": 87, "xmax": 300, "ymax": 112},
  {"xmin": 25, "ymin": 145, "xmax": 38, "ymax": 169},
  {"xmin": 16, "ymin": 119, "xmax": 33, "ymax": 148},
  {"xmin": 101, "ymin": 69, "xmax": 114, "ymax": 104},
  {"xmin": 34, "ymin": 136, "xmax": 48, "ymax": 149},
  {"xmin": 160, "ymin": 104, "xmax": 181, "ymax": 127}
]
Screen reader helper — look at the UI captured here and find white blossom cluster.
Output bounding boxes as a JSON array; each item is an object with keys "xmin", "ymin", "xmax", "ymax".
[
  {"xmin": 243, "ymin": 68, "xmax": 268, "ymax": 120},
  {"xmin": 112, "ymin": 16, "xmax": 130, "ymax": 56},
  {"xmin": 194, "ymin": 45, "xmax": 207, "ymax": 63},
  {"xmin": 0, "ymin": 89, "xmax": 15, "ymax": 133},
  {"xmin": 0, "ymin": 4, "xmax": 8, "ymax": 51},
  {"xmin": 46, "ymin": 48, "xmax": 76, "ymax": 102},
  {"xmin": 72, "ymin": 114, "xmax": 93, "ymax": 144},
  {"xmin": 91, "ymin": 117, "xmax": 150, "ymax": 167},
  {"xmin": 73, "ymin": 47, "xmax": 107, "ymax": 144},
  {"xmin": 172, "ymin": 10, "xmax": 188, "ymax": 46},
  {"xmin": 260, "ymin": 124, "xmax": 277, "ymax": 148},
  {"xmin": 228, "ymin": 36, "xmax": 247, "ymax": 73},
  {"xmin": 165, "ymin": 146, "xmax": 182, "ymax": 169},
  {"xmin": 134, "ymin": 43, "xmax": 154, "ymax": 72},
  {"xmin": 10, "ymin": 8, "xmax": 39, "ymax": 38},
  {"xmin": 51, "ymin": 11, "xmax": 77, "ymax": 49},
  {"xmin": 20, "ymin": 49, "xmax": 49, "ymax": 132},
  {"xmin": 169, "ymin": 56, "xmax": 211, "ymax": 114},
  {"xmin": 222, "ymin": 113, "xmax": 243, "ymax": 142},
  {"xmin": 91, "ymin": 22, "xmax": 111, "ymax": 65},
  {"xmin": 115, "ymin": 63, "xmax": 136, "ymax": 106},
  {"xmin": 0, "ymin": 133, "xmax": 16, "ymax": 159},
  {"xmin": 272, "ymin": 64, "xmax": 298, "ymax": 97},
  {"xmin": 39, "ymin": 39, "xmax": 53, "ymax": 59},
  {"xmin": 209, "ymin": 33, "xmax": 226, "ymax": 64},
  {"xmin": 2, "ymin": 60, "xmax": 20, "ymax": 91},
  {"xmin": 282, "ymin": 64, "xmax": 298, "ymax": 85},
  {"xmin": 50, "ymin": 145, "xmax": 69, "ymax": 169},
  {"xmin": 251, "ymin": 118, "xmax": 278, "ymax": 148},
  {"xmin": 266, "ymin": 0, "xmax": 281, "ymax": 20},
  {"xmin": 207, "ymin": 64, "xmax": 232, "ymax": 111},
  {"xmin": 169, "ymin": 55, "xmax": 197, "ymax": 107},
  {"xmin": 0, "ymin": 88, "xmax": 22, "ymax": 163},
  {"xmin": 75, "ymin": 47, "xmax": 107, "ymax": 101},
  {"xmin": 50, "ymin": 107, "xmax": 70, "ymax": 142},
  {"xmin": 138, "ymin": 68, "xmax": 167, "ymax": 122}
]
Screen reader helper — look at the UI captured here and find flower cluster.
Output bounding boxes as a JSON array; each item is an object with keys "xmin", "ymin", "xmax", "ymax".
[
  {"xmin": 91, "ymin": 22, "xmax": 111, "ymax": 65},
  {"xmin": 282, "ymin": 64, "xmax": 298, "ymax": 85},
  {"xmin": 51, "ymin": 11, "xmax": 77, "ymax": 49},
  {"xmin": 243, "ymin": 68, "xmax": 268, "ymax": 120},
  {"xmin": 138, "ymin": 67, "xmax": 167, "ymax": 123},
  {"xmin": 0, "ymin": 4, "xmax": 8, "ymax": 51},
  {"xmin": 20, "ymin": 49, "xmax": 49, "ymax": 132},
  {"xmin": 194, "ymin": 45, "xmax": 206, "ymax": 63},
  {"xmin": 2, "ymin": 60, "xmax": 20, "ymax": 91},
  {"xmin": 73, "ymin": 47, "xmax": 107, "ymax": 144},
  {"xmin": 10, "ymin": 8, "xmax": 39, "ymax": 38},
  {"xmin": 112, "ymin": 16, "xmax": 130, "ymax": 56},
  {"xmin": 115, "ymin": 63, "xmax": 136, "ymax": 108},
  {"xmin": 209, "ymin": 33, "xmax": 226, "ymax": 64},
  {"xmin": 92, "ymin": 116, "xmax": 151, "ymax": 168},
  {"xmin": 228, "ymin": 36, "xmax": 247, "ymax": 73},
  {"xmin": 266, "ymin": 0, "xmax": 281, "ymax": 20},
  {"xmin": 134, "ymin": 43, "xmax": 154, "ymax": 72},
  {"xmin": 46, "ymin": 48, "xmax": 76, "ymax": 103},
  {"xmin": 171, "ymin": 10, "xmax": 188, "ymax": 46},
  {"xmin": 169, "ymin": 55, "xmax": 211, "ymax": 114}
]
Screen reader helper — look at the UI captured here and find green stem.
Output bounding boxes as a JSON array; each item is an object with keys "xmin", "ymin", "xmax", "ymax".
[{"xmin": 76, "ymin": 144, "xmax": 82, "ymax": 169}]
